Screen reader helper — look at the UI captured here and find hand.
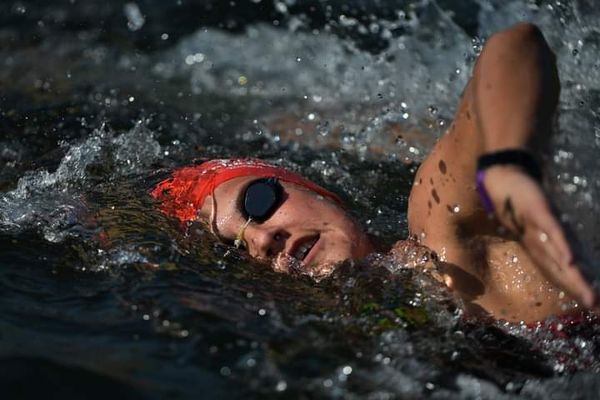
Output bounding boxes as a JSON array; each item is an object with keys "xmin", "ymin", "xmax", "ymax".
[{"xmin": 484, "ymin": 165, "xmax": 596, "ymax": 307}]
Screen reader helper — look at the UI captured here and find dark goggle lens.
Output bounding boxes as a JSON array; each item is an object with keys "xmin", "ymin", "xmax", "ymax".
[{"xmin": 243, "ymin": 178, "xmax": 282, "ymax": 222}]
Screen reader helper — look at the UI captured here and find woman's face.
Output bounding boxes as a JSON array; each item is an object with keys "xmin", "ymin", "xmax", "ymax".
[{"xmin": 197, "ymin": 176, "xmax": 374, "ymax": 276}]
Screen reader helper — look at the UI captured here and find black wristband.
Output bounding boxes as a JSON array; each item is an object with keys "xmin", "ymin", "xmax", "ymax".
[{"xmin": 477, "ymin": 149, "xmax": 543, "ymax": 182}]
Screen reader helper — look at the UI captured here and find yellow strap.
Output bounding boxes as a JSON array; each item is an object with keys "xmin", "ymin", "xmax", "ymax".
[{"xmin": 234, "ymin": 217, "xmax": 252, "ymax": 249}]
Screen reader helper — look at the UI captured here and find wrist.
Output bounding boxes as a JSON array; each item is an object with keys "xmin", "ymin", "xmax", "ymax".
[
  {"xmin": 475, "ymin": 149, "xmax": 543, "ymax": 215},
  {"xmin": 477, "ymin": 149, "xmax": 542, "ymax": 182}
]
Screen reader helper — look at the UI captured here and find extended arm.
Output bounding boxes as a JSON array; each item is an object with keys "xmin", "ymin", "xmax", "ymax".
[
  {"xmin": 472, "ymin": 23, "xmax": 595, "ymax": 307},
  {"xmin": 409, "ymin": 23, "xmax": 596, "ymax": 320}
]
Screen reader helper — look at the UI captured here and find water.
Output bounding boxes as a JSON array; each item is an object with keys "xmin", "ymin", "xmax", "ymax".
[{"xmin": 1, "ymin": 0, "xmax": 600, "ymax": 398}]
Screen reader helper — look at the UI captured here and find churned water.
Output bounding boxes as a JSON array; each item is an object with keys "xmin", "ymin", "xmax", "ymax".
[{"xmin": 1, "ymin": 0, "xmax": 600, "ymax": 398}]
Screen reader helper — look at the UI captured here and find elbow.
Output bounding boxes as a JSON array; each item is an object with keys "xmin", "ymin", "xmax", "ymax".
[
  {"xmin": 484, "ymin": 23, "xmax": 555, "ymax": 61},
  {"xmin": 499, "ymin": 22, "xmax": 546, "ymax": 44},
  {"xmin": 475, "ymin": 22, "xmax": 559, "ymax": 88}
]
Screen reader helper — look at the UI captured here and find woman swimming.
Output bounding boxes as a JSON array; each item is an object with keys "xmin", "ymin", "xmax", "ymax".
[{"xmin": 152, "ymin": 23, "xmax": 596, "ymax": 323}]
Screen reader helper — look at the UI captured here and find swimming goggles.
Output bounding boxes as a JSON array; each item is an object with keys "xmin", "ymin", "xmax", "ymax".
[
  {"xmin": 241, "ymin": 177, "xmax": 284, "ymax": 222},
  {"xmin": 233, "ymin": 177, "xmax": 283, "ymax": 249}
]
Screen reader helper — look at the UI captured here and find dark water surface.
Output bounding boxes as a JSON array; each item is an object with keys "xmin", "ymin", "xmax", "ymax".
[{"xmin": 2, "ymin": 0, "xmax": 600, "ymax": 398}]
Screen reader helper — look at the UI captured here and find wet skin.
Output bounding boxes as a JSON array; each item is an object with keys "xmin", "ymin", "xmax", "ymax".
[
  {"xmin": 196, "ymin": 176, "xmax": 374, "ymax": 276},
  {"xmin": 193, "ymin": 24, "xmax": 596, "ymax": 323},
  {"xmin": 408, "ymin": 23, "xmax": 595, "ymax": 322}
]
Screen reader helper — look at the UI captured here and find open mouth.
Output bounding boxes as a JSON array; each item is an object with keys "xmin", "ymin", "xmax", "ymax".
[{"xmin": 290, "ymin": 234, "xmax": 320, "ymax": 263}]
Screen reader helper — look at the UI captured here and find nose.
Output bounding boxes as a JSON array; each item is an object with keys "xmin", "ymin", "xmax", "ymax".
[{"xmin": 245, "ymin": 225, "xmax": 288, "ymax": 260}]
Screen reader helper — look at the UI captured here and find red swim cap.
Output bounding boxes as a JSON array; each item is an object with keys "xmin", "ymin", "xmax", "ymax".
[{"xmin": 151, "ymin": 158, "xmax": 343, "ymax": 222}]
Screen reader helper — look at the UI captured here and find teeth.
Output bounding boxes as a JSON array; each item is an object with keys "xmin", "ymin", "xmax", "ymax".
[{"xmin": 293, "ymin": 237, "xmax": 318, "ymax": 261}]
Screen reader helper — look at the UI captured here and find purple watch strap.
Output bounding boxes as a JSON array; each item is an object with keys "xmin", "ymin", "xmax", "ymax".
[{"xmin": 476, "ymin": 170, "xmax": 495, "ymax": 214}]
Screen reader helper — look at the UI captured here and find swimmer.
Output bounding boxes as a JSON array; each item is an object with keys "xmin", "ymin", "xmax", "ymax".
[{"xmin": 152, "ymin": 23, "xmax": 596, "ymax": 323}]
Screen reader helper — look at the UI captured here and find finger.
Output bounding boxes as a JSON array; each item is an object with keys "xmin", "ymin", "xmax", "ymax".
[
  {"xmin": 524, "ymin": 231, "xmax": 596, "ymax": 307},
  {"xmin": 533, "ymin": 227, "xmax": 564, "ymax": 273},
  {"xmin": 518, "ymin": 209, "xmax": 563, "ymax": 271},
  {"xmin": 534, "ymin": 209, "xmax": 573, "ymax": 266}
]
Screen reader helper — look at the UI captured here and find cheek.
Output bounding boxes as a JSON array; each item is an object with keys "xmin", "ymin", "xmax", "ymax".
[
  {"xmin": 280, "ymin": 190, "xmax": 352, "ymax": 230},
  {"xmin": 322, "ymin": 228, "xmax": 355, "ymax": 251},
  {"xmin": 318, "ymin": 233, "xmax": 356, "ymax": 263},
  {"xmin": 278, "ymin": 198, "xmax": 329, "ymax": 223}
]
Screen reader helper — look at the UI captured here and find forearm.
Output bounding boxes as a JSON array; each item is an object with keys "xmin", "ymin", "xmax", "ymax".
[{"xmin": 472, "ymin": 23, "xmax": 559, "ymax": 153}]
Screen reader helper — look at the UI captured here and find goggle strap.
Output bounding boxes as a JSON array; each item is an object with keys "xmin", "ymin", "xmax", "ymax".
[{"xmin": 234, "ymin": 217, "xmax": 252, "ymax": 249}]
